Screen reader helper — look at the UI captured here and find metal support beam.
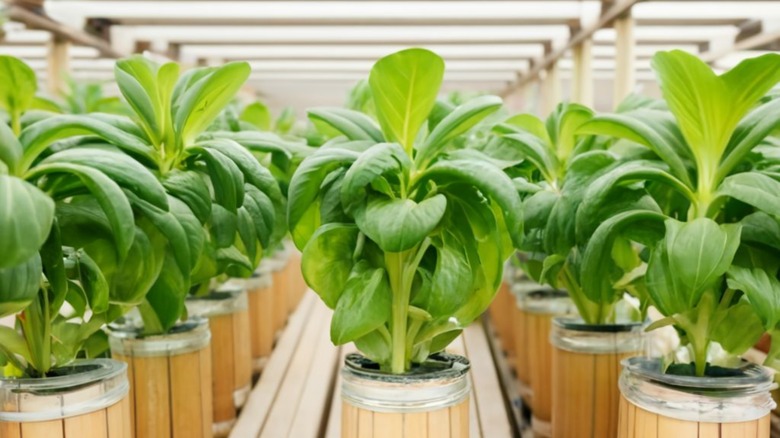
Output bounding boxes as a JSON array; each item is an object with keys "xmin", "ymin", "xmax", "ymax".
[
  {"xmin": 500, "ymin": 0, "xmax": 638, "ymax": 95},
  {"xmin": 571, "ymin": 38, "xmax": 593, "ymax": 107},
  {"xmin": 701, "ymin": 19, "xmax": 780, "ymax": 62},
  {"xmin": 541, "ymin": 61, "xmax": 561, "ymax": 116},
  {"xmin": 46, "ymin": 35, "xmax": 69, "ymax": 95},
  {"xmin": 613, "ymin": 14, "xmax": 635, "ymax": 108},
  {"xmin": 5, "ymin": 5, "xmax": 124, "ymax": 58}
]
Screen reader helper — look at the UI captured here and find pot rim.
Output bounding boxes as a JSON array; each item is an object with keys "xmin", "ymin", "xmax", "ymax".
[
  {"xmin": 553, "ymin": 316, "xmax": 646, "ymax": 333},
  {"xmin": 622, "ymin": 356, "xmax": 774, "ymax": 393},
  {"xmin": 187, "ymin": 285, "xmax": 248, "ymax": 317},
  {"xmin": 341, "ymin": 353, "xmax": 471, "ymax": 413},
  {"xmin": 108, "ymin": 316, "xmax": 211, "ymax": 357},
  {"xmin": 0, "ymin": 359, "xmax": 128, "ymax": 422}
]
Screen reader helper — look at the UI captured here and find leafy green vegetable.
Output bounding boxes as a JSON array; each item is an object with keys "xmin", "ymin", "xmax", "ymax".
[{"xmin": 293, "ymin": 48, "xmax": 518, "ymax": 373}]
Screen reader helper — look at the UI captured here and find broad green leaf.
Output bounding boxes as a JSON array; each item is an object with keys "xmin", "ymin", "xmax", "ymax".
[
  {"xmin": 577, "ymin": 110, "xmax": 692, "ymax": 185},
  {"xmin": 718, "ymin": 98, "xmax": 780, "ymax": 182},
  {"xmin": 417, "ymin": 152, "xmax": 523, "ymax": 248},
  {"xmin": 175, "ymin": 62, "xmax": 251, "ymax": 144},
  {"xmin": 163, "ymin": 170, "xmax": 212, "ymax": 224},
  {"xmin": 0, "ymin": 122, "xmax": 23, "ymax": 173},
  {"xmin": 143, "ymin": 253, "xmax": 187, "ymax": 333},
  {"xmin": 651, "ymin": 51, "xmax": 780, "ymax": 184},
  {"xmin": 186, "ymin": 145, "xmax": 244, "ymax": 211},
  {"xmin": 411, "ymin": 232, "xmax": 472, "ymax": 317},
  {"xmin": 301, "ymin": 223, "xmax": 359, "ymax": 308},
  {"xmin": 716, "ymin": 172, "xmax": 780, "ymax": 217},
  {"xmin": 27, "ymin": 163, "xmax": 135, "ymax": 259},
  {"xmin": 710, "ymin": 297, "xmax": 765, "ymax": 356},
  {"xmin": 76, "ymin": 251, "xmax": 109, "ymax": 314},
  {"xmin": 340, "ymin": 142, "xmax": 410, "ymax": 212},
  {"xmin": 369, "ymin": 48, "xmax": 444, "ymax": 154},
  {"xmin": 307, "ymin": 107, "xmax": 384, "ymax": 143},
  {"xmin": 240, "ymin": 102, "xmax": 272, "ymax": 131},
  {"xmin": 0, "ymin": 56, "xmax": 37, "ymax": 130},
  {"xmin": 580, "ymin": 210, "xmax": 666, "ymax": 307},
  {"xmin": 354, "ymin": 195, "xmax": 446, "ymax": 253},
  {"xmin": 331, "ymin": 262, "xmax": 391, "ymax": 344},
  {"xmin": 18, "ymin": 115, "xmax": 154, "ymax": 169},
  {"xmin": 41, "ymin": 146, "xmax": 168, "ymax": 210},
  {"xmin": 646, "ymin": 218, "xmax": 741, "ymax": 315},
  {"xmin": 727, "ymin": 266, "xmax": 780, "ymax": 331},
  {"xmin": 498, "ymin": 113, "xmax": 551, "ymax": 144},
  {"xmin": 0, "ymin": 254, "xmax": 41, "ymax": 317},
  {"xmin": 287, "ymin": 148, "xmax": 359, "ymax": 248},
  {"xmin": 0, "ymin": 175, "xmax": 54, "ymax": 268},
  {"xmin": 417, "ymin": 95, "xmax": 503, "ymax": 165}
]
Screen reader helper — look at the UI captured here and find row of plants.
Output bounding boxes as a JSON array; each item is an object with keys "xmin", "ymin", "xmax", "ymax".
[
  {"xmin": 2, "ymin": 44, "xmax": 780, "ymax": 438},
  {"xmin": 0, "ymin": 54, "xmax": 309, "ymax": 437}
]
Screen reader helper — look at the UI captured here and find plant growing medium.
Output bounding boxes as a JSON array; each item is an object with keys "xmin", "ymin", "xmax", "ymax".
[
  {"xmin": 578, "ymin": 50, "xmax": 780, "ymax": 376},
  {"xmin": 288, "ymin": 48, "xmax": 522, "ymax": 374}
]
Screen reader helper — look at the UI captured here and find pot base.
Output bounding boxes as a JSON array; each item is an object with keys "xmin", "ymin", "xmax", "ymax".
[
  {"xmin": 0, "ymin": 396, "xmax": 132, "ymax": 438},
  {"xmin": 531, "ymin": 415, "xmax": 552, "ymax": 437},
  {"xmin": 618, "ymin": 395, "xmax": 771, "ymax": 438},
  {"xmin": 342, "ymin": 397, "xmax": 469, "ymax": 438},
  {"xmin": 213, "ymin": 418, "xmax": 237, "ymax": 438}
]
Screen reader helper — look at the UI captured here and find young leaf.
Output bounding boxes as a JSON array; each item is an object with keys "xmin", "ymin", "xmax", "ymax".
[
  {"xmin": 301, "ymin": 223, "xmax": 360, "ymax": 308},
  {"xmin": 369, "ymin": 48, "xmax": 444, "ymax": 154}
]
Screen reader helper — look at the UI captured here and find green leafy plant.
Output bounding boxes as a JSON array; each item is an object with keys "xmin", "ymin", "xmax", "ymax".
[
  {"xmin": 0, "ymin": 56, "xmax": 168, "ymax": 377},
  {"xmin": 493, "ymin": 102, "xmax": 655, "ymax": 324},
  {"xmin": 288, "ymin": 48, "xmax": 521, "ymax": 374},
  {"xmin": 578, "ymin": 50, "xmax": 780, "ymax": 376},
  {"xmin": 25, "ymin": 56, "xmax": 283, "ymax": 334}
]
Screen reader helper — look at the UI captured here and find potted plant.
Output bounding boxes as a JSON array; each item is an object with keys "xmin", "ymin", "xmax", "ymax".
[
  {"xmin": 0, "ymin": 55, "xmax": 163, "ymax": 438},
  {"xmin": 44, "ymin": 56, "xmax": 281, "ymax": 437},
  {"xmin": 288, "ymin": 48, "xmax": 521, "ymax": 437},
  {"xmin": 203, "ymin": 107, "xmax": 315, "ymax": 367},
  {"xmin": 578, "ymin": 50, "xmax": 780, "ymax": 436}
]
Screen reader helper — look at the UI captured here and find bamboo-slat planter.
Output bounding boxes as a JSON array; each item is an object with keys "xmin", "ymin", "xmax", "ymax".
[
  {"xmin": 551, "ymin": 318, "xmax": 645, "ymax": 438},
  {"xmin": 109, "ymin": 317, "xmax": 213, "ymax": 438},
  {"xmin": 245, "ymin": 268, "xmax": 275, "ymax": 374},
  {"xmin": 520, "ymin": 289, "xmax": 574, "ymax": 437},
  {"xmin": 341, "ymin": 353, "xmax": 471, "ymax": 438},
  {"xmin": 618, "ymin": 357, "xmax": 776, "ymax": 438},
  {"xmin": 187, "ymin": 284, "xmax": 252, "ymax": 437},
  {"xmin": 489, "ymin": 281, "xmax": 515, "ymax": 361},
  {"xmin": 270, "ymin": 250, "xmax": 290, "ymax": 335},
  {"xmin": 285, "ymin": 246, "xmax": 306, "ymax": 310},
  {"xmin": 0, "ymin": 359, "xmax": 131, "ymax": 438},
  {"xmin": 510, "ymin": 277, "xmax": 552, "ymax": 409}
]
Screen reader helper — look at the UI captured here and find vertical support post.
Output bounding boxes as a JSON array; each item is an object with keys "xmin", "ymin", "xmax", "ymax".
[
  {"xmin": 47, "ymin": 35, "xmax": 70, "ymax": 96},
  {"xmin": 541, "ymin": 60, "xmax": 561, "ymax": 115},
  {"xmin": 613, "ymin": 12, "xmax": 636, "ymax": 108},
  {"xmin": 571, "ymin": 38, "xmax": 594, "ymax": 107}
]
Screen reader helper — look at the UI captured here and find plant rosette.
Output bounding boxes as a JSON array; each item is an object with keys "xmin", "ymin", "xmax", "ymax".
[
  {"xmin": 288, "ymin": 48, "xmax": 522, "ymax": 376},
  {"xmin": 577, "ymin": 50, "xmax": 780, "ymax": 379},
  {"xmin": 0, "ymin": 55, "xmax": 172, "ymax": 379}
]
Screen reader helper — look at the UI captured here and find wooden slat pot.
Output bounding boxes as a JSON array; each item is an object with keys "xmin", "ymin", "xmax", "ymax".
[
  {"xmin": 510, "ymin": 277, "xmax": 553, "ymax": 410},
  {"xmin": 244, "ymin": 268, "xmax": 275, "ymax": 374},
  {"xmin": 109, "ymin": 317, "xmax": 212, "ymax": 438},
  {"xmin": 269, "ymin": 249, "xmax": 290, "ymax": 335},
  {"xmin": 341, "ymin": 353, "xmax": 471, "ymax": 438},
  {"xmin": 519, "ymin": 288, "xmax": 575, "ymax": 438},
  {"xmin": 618, "ymin": 357, "xmax": 775, "ymax": 438},
  {"xmin": 0, "ymin": 359, "xmax": 131, "ymax": 438},
  {"xmin": 551, "ymin": 318, "xmax": 645, "ymax": 438},
  {"xmin": 187, "ymin": 284, "xmax": 252, "ymax": 437}
]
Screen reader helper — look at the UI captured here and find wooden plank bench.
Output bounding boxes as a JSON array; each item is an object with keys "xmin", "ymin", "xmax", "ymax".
[{"xmin": 232, "ymin": 290, "xmax": 516, "ymax": 438}]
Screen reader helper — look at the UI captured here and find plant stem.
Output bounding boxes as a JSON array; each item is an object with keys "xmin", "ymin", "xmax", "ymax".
[{"xmin": 386, "ymin": 250, "xmax": 411, "ymax": 374}]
